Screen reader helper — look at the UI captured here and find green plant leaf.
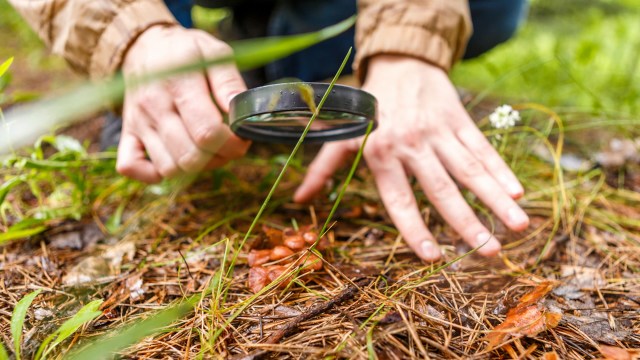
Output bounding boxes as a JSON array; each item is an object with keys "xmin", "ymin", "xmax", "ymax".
[
  {"xmin": 35, "ymin": 300, "xmax": 103, "ymax": 360},
  {"xmin": 0, "ymin": 175, "xmax": 26, "ymax": 205},
  {"xmin": 0, "ymin": 342, "xmax": 9, "ymax": 360},
  {"xmin": 0, "ymin": 223, "xmax": 47, "ymax": 245},
  {"xmin": 0, "ymin": 57, "xmax": 13, "ymax": 79},
  {"xmin": 0, "ymin": 16, "xmax": 355, "ymax": 153},
  {"xmin": 67, "ymin": 296, "xmax": 197, "ymax": 360},
  {"xmin": 11, "ymin": 289, "xmax": 42, "ymax": 360}
]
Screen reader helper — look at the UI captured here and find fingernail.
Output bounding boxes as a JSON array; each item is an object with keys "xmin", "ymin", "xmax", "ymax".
[
  {"xmin": 507, "ymin": 182, "xmax": 524, "ymax": 198},
  {"xmin": 498, "ymin": 173, "xmax": 524, "ymax": 198},
  {"xmin": 508, "ymin": 207, "xmax": 529, "ymax": 227},
  {"xmin": 421, "ymin": 241, "xmax": 442, "ymax": 260},
  {"xmin": 476, "ymin": 233, "xmax": 501, "ymax": 256}
]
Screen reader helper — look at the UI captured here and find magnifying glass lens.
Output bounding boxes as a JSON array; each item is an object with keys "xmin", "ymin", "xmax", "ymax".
[{"xmin": 229, "ymin": 83, "xmax": 377, "ymax": 143}]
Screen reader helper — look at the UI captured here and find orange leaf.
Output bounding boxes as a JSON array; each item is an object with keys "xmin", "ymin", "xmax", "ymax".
[
  {"xmin": 519, "ymin": 281, "xmax": 556, "ymax": 305},
  {"xmin": 600, "ymin": 345, "xmax": 640, "ymax": 360},
  {"xmin": 486, "ymin": 281, "xmax": 560, "ymax": 350}
]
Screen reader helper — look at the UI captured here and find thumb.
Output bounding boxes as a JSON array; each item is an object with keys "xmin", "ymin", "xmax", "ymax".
[{"xmin": 294, "ymin": 142, "xmax": 355, "ymax": 203}]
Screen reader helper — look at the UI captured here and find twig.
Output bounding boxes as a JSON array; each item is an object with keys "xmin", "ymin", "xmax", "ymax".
[{"xmin": 231, "ymin": 276, "xmax": 375, "ymax": 360}]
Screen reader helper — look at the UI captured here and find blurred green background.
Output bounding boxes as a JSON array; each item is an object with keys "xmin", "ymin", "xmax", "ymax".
[{"xmin": 1, "ymin": 0, "xmax": 639, "ymax": 117}]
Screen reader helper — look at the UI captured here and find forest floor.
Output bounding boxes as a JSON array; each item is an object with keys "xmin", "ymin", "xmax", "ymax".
[{"xmin": 1, "ymin": 1, "xmax": 640, "ymax": 359}]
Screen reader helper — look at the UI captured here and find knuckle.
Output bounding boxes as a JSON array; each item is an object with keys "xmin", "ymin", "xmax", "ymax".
[
  {"xmin": 157, "ymin": 163, "xmax": 179, "ymax": 178},
  {"xmin": 193, "ymin": 125, "xmax": 221, "ymax": 149},
  {"xmin": 386, "ymin": 190, "xmax": 415, "ymax": 210},
  {"xmin": 428, "ymin": 176, "xmax": 458, "ymax": 201},
  {"xmin": 459, "ymin": 158, "xmax": 485, "ymax": 179},
  {"xmin": 365, "ymin": 137, "xmax": 394, "ymax": 159},
  {"xmin": 137, "ymin": 90, "xmax": 157, "ymax": 112},
  {"xmin": 178, "ymin": 149, "xmax": 208, "ymax": 172},
  {"xmin": 116, "ymin": 160, "xmax": 133, "ymax": 177}
]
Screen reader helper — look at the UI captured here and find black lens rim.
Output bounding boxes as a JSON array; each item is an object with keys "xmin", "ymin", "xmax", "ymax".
[{"xmin": 228, "ymin": 82, "xmax": 378, "ymax": 143}]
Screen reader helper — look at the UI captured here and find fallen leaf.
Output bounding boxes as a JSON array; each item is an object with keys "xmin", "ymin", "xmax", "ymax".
[
  {"xmin": 486, "ymin": 281, "xmax": 561, "ymax": 350},
  {"xmin": 248, "ymin": 267, "xmax": 269, "ymax": 293},
  {"xmin": 599, "ymin": 345, "xmax": 640, "ymax": 360},
  {"xmin": 560, "ymin": 265, "xmax": 606, "ymax": 289},
  {"xmin": 542, "ymin": 350, "xmax": 560, "ymax": 360}
]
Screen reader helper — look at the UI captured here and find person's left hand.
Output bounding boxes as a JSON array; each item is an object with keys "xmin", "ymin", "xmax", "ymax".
[{"xmin": 294, "ymin": 55, "xmax": 529, "ymax": 261}]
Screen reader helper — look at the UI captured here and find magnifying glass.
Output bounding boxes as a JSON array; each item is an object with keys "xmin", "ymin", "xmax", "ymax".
[{"xmin": 228, "ymin": 82, "xmax": 377, "ymax": 143}]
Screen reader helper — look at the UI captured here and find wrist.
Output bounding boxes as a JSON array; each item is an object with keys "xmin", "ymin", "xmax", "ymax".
[
  {"xmin": 364, "ymin": 55, "xmax": 447, "ymax": 84},
  {"xmin": 122, "ymin": 24, "xmax": 180, "ymax": 71}
]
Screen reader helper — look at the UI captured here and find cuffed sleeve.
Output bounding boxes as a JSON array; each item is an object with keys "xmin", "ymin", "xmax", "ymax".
[
  {"xmin": 354, "ymin": 0, "xmax": 472, "ymax": 81},
  {"xmin": 8, "ymin": 0, "xmax": 178, "ymax": 80}
]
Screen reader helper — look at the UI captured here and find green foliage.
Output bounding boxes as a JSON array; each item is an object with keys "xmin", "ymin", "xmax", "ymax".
[
  {"xmin": 67, "ymin": 297, "xmax": 197, "ymax": 360},
  {"xmin": 0, "ymin": 57, "xmax": 12, "ymax": 79},
  {"xmin": 35, "ymin": 300, "xmax": 104, "ymax": 360},
  {"xmin": 452, "ymin": 2, "xmax": 640, "ymax": 117},
  {"xmin": 0, "ymin": 342, "xmax": 8, "ymax": 360},
  {"xmin": 11, "ymin": 289, "xmax": 41, "ymax": 360}
]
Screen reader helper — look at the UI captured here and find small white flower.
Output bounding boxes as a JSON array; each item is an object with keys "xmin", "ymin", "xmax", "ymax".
[{"xmin": 489, "ymin": 104, "xmax": 521, "ymax": 129}]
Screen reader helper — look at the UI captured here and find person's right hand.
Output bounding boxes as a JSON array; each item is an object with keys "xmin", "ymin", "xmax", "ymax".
[{"xmin": 116, "ymin": 25, "xmax": 251, "ymax": 183}]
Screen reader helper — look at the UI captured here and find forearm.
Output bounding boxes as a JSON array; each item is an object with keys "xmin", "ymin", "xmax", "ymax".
[
  {"xmin": 8, "ymin": 0, "xmax": 177, "ymax": 79},
  {"xmin": 354, "ymin": 0, "xmax": 472, "ymax": 81}
]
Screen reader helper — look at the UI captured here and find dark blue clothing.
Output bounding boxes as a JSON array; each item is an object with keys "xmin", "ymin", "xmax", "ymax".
[{"xmin": 165, "ymin": 0, "xmax": 527, "ymax": 81}]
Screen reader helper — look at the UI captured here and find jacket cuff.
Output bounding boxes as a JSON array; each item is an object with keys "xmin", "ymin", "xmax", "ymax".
[
  {"xmin": 89, "ymin": 0, "xmax": 178, "ymax": 80},
  {"xmin": 353, "ymin": 1, "xmax": 472, "ymax": 83},
  {"xmin": 354, "ymin": 25, "xmax": 457, "ymax": 82}
]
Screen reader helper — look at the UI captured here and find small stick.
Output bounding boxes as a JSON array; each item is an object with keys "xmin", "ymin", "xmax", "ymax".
[
  {"xmin": 231, "ymin": 276, "xmax": 374, "ymax": 360},
  {"xmin": 264, "ymin": 276, "xmax": 374, "ymax": 344}
]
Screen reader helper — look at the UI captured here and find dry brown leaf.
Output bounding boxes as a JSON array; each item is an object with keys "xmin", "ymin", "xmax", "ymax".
[
  {"xmin": 542, "ymin": 350, "xmax": 560, "ymax": 360},
  {"xmin": 248, "ymin": 266, "xmax": 269, "ymax": 293},
  {"xmin": 599, "ymin": 345, "xmax": 640, "ymax": 360},
  {"xmin": 486, "ymin": 281, "xmax": 561, "ymax": 350}
]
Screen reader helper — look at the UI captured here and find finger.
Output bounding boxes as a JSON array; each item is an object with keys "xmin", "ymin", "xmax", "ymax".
[
  {"xmin": 293, "ymin": 141, "xmax": 354, "ymax": 203},
  {"xmin": 456, "ymin": 124, "xmax": 524, "ymax": 199},
  {"xmin": 404, "ymin": 147, "xmax": 502, "ymax": 257},
  {"xmin": 367, "ymin": 150, "xmax": 442, "ymax": 261},
  {"xmin": 195, "ymin": 35, "xmax": 246, "ymax": 112},
  {"xmin": 214, "ymin": 134, "xmax": 251, "ymax": 160},
  {"xmin": 433, "ymin": 135, "xmax": 530, "ymax": 232},
  {"xmin": 168, "ymin": 72, "xmax": 233, "ymax": 154},
  {"xmin": 136, "ymin": 123, "xmax": 182, "ymax": 179},
  {"xmin": 116, "ymin": 132, "xmax": 162, "ymax": 183},
  {"xmin": 204, "ymin": 154, "xmax": 229, "ymax": 169},
  {"xmin": 155, "ymin": 109, "xmax": 213, "ymax": 173},
  {"xmin": 137, "ymin": 86, "xmax": 213, "ymax": 173}
]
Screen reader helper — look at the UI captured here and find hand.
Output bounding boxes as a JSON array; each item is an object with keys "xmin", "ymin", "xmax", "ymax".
[
  {"xmin": 294, "ymin": 55, "xmax": 530, "ymax": 261},
  {"xmin": 116, "ymin": 25, "xmax": 250, "ymax": 183}
]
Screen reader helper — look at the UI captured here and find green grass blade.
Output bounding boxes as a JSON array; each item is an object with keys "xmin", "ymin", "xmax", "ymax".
[
  {"xmin": 11, "ymin": 289, "xmax": 41, "ymax": 360},
  {"xmin": 0, "ymin": 175, "xmax": 26, "ymax": 205},
  {"xmin": 0, "ymin": 16, "xmax": 355, "ymax": 153},
  {"xmin": 0, "ymin": 225, "xmax": 47, "ymax": 246},
  {"xmin": 67, "ymin": 296, "xmax": 198, "ymax": 360},
  {"xmin": 0, "ymin": 342, "xmax": 9, "ymax": 360},
  {"xmin": 35, "ymin": 300, "xmax": 103, "ymax": 360},
  {"xmin": 0, "ymin": 57, "xmax": 13, "ymax": 79}
]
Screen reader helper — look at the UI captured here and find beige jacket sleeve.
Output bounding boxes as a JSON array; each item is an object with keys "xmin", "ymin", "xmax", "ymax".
[
  {"xmin": 8, "ymin": 0, "xmax": 178, "ymax": 80},
  {"xmin": 354, "ymin": 0, "xmax": 472, "ymax": 81}
]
